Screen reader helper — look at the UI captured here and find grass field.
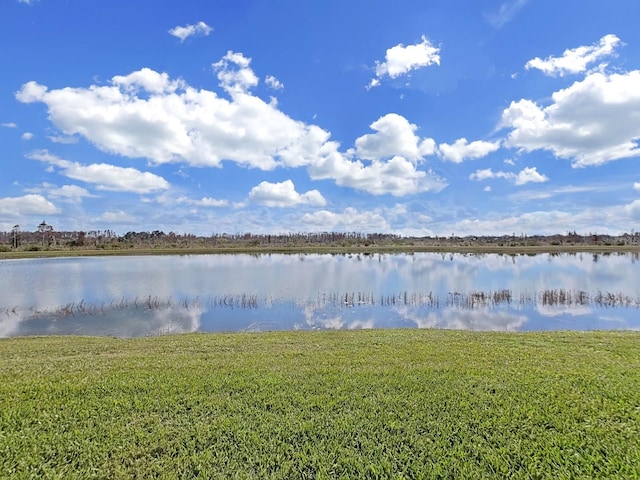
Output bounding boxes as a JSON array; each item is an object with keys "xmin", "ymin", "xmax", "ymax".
[{"xmin": 1, "ymin": 330, "xmax": 639, "ymax": 478}]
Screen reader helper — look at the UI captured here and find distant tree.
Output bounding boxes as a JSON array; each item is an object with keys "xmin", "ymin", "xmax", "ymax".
[
  {"xmin": 37, "ymin": 221, "xmax": 54, "ymax": 246},
  {"xmin": 11, "ymin": 224, "xmax": 20, "ymax": 249}
]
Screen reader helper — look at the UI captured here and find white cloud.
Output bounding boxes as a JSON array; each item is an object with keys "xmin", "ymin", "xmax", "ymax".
[
  {"xmin": 508, "ymin": 183, "xmax": 618, "ymax": 202},
  {"xmin": 15, "ymin": 59, "xmax": 325, "ymax": 172},
  {"xmin": 442, "ymin": 200, "xmax": 640, "ymax": 236},
  {"xmin": 352, "ymin": 113, "xmax": 436, "ymax": 162},
  {"xmin": 161, "ymin": 194, "xmax": 229, "ymax": 208},
  {"xmin": 485, "ymin": 0, "xmax": 530, "ymax": 29},
  {"xmin": 15, "ymin": 81, "xmax": 47, "ymax": 102},
  {"xmin": 28, "ymin": 150, "xmax": 170, "ymax": 194},
  {"xmin": 301, "ymin": 207, "xmax": 390, "ymax": 232},
  {"xmin": 47, "ymin": 184, "xmax": 94, "ymax": 202},
  {"xmin": 112, "ymin": 68, "xmax": 185, "ymax": 94},
  {"xmin": 21, "ymin": 132, "xmax": 34, "ymax": 140},
  {"xmin": 168, "ymin": 21, "xmax": 212, "ymax": 42},
  {"xmin": 526, "ymin": 34, "xmax": 621, "ymax": 77},
  {"xmin": 1, "ymin": 122, "xmax": 17, "ymax": 128},
  {"xmin": 470, "ymin": 168, "xmax": 501, "ymax": 181},
  {"xmin": 501, "ymin": 70, "xmax": 640, "ymax": 166},
  {"xmin": 25, "ymin": 183, "xmax": 95, "ymax": 203},
  {"xmin": 368, "ymin": 35, "xmax": 440, "ymax": 89},
  {"xmin": 0, "ymin": 194, "xmax": 59, "ymax": 216},
  {"xmin": 248, "ymin": 180, "xmax": 326, "ymax": 208},
  {"xmin": 196, "ymin": 197, "xmax": 228, "ymax": 207},
  {"xmin": 265, "ymin": 75, "xmax": 283, "ymax": 90},
  {"xmin": 16, "ymin": 59, "xmax": 447, "ymax": 198},
  {"xmin": 298, "ymin": 112, "xmax": 446, "ymax": 197},
  {"xmin": 213, "ymin": 51, "xmax": 259, "ymax": 94},
  {"xmin": 98, "ymin": 210, "xmax": 137, "ymax": 224},
  {"xmin": 438, "ymin": 138, "xmax": 501, "ymax": 163},
  {"xmin": 514, "ymin": 167, "xmax": 548, "ymax": 185},
  {"xmin": 469, "ymin": 166, "xmax": 548, "ymax": 185},
  {"xmin": 18, "ymin": 0, "xmax": 37, "ymax": 5},
  {"xmin": 309, "ymin": 153, "xmax": 447, "ymax": 197},
  {"xmin": 48, "ymin": 135, "xmax": 78, "ymax": 144},
  {"xmin": 634, "ymin": 183, "xmax": 640, "ymax": 192}
]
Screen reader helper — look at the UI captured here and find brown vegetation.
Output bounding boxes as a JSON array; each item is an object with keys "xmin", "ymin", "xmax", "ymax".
[{"xmin": 2, "ymin": 225, "xmax": 640, "ymax": 257}]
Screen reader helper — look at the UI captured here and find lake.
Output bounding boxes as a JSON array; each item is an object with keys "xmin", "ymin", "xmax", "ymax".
[{"xmin": 1, "ymin": 252, "xmax": 639, "ymax": 337}]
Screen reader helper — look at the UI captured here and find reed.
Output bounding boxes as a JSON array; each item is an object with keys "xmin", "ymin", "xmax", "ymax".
[{"xmin": 3, "ymin": 288, "xmax": 639, "ymax": 326}]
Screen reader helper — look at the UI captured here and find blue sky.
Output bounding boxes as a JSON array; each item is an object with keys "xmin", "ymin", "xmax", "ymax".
[{"xmin": 2, "ymin": 0, "xmax": 640, "ymax": 236}]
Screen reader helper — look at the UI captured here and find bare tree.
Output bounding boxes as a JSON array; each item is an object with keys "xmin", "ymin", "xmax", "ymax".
[
  {"xmin": 37, "ymin": 221, "xmax": 54, "ymax": 246},
  {"xmin": 11, "ymin": 225, "xmax": 20, "ymax": 249}
]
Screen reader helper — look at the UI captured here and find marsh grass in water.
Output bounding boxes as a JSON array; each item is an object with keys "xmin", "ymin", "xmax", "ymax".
[
  {"xmin": 3, "ymin": 288, "xmax": 639, "ymax": 324},
  {"xmin": 1, "ymin": 330, "xmax": 639, "ymax": 478}
]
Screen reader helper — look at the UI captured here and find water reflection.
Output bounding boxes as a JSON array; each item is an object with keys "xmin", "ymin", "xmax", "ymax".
[
  {"xmin": 1, "ymin": 304, "xmax": 202, "ymax": 338},
  {"xmin": 1, "ymin": 252, "xmax": 639, "ymax": 337}
]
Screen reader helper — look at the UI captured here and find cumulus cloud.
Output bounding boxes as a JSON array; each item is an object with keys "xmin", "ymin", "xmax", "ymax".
[
  {"xmin": 213, "ymin": 51, "xmax": 259, "ymax": 94},
  {"xmin": 526, "ymin": 34, "xmax": 621, "ymax": 77},
  {"xmin": 112, "ymin": 68, "xmax": 185, "ymax": 94},
  {"xmin": 300, "ymin": 112, "xmax": 445, "ymax": 197},
  {"xmin": 16, "ymin": 57, "xmax": 446, "ymax": 197},
  {"xmin": 0, "ymin": 194, "xmax": 59, "ymax": 216},
  {"xmin": 265, "ymin": 75, "xmax": 283, "ymax": 90},
  {"xmin": 514, "ymin": 167, "xmax": 549, "ymax": 185},
  {"xmin": 28, "ymin": 150, "xmax": 170, "ymax": 194},
  {"xmin": 168, "ymin": 21, "xmax": 212, "ymax": 42},
  {"xmin": 15, "ymin": 57, "xmax": 327, "ymax": 171},
  {"xmin": 501, "ymin": 70, "xmax": 640, "ymax": 166},
  {"xmin": 438, "ymin": 138, "xmax": 501, "ymax": 163},
  {"xmin": 634, "ymin": 183, "xmax": 640, "ymax": 191},
  {"xmin": 352, "ymin": 113, "xmax": 436, "ymax": 162},
  {"xmin": 309, "ymin": 153, "xmax": 447, "ymax": 197},
  {"xmin": 469, "ymin": 166, "xmax": 549, "ymax": 185},
  {"xmin": 15, "ymin": 81, "xmax": 47, "ymax": 102},
  {"xmin": 368, "ymin": 35, "xmax": 440, "ymax": 89},
  {"xmin": 21, "ymin": 132, "xmax": 34, "ymax": 140},
  {"xmin": 1, "ymin": 122, "xmax": 17, "ymax": 128},
  {"xmin": 248, "ymin": 180, "xmax": 326, "ymax": 207}
]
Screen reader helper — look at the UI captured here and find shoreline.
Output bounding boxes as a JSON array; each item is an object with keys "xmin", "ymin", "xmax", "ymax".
[{"xmin": 2, "ymin": 243, "xmax": 640, "ymax": 260}]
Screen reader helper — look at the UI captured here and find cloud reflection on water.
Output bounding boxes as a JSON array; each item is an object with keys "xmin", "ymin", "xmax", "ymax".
[
  {"xmin": 2, "ymin": 252, "xmax": 640, "ymax": 337},
  {"xmin": 0, "ymin": 304, "xmax": 203, "ymax": 338}
]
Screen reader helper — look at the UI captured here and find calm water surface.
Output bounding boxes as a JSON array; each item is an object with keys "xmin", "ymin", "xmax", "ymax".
[{"xmin": 1, "ymin": 252, "xmax": 639, "ymax": 337}]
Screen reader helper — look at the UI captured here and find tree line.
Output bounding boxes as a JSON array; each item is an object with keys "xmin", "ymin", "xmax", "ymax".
[{"xmin": 1, "ymin": 222, "xmax": 639, "ymax": 251}]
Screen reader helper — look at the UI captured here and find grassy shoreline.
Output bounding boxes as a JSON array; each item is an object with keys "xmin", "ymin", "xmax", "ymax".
[
  {"xmin": 1, "ymin": 329, "xmax": 639, "ymax": 478},
  {"xmin": 2, "ymin": 243, "xmax": 640, "ymax": 260}
]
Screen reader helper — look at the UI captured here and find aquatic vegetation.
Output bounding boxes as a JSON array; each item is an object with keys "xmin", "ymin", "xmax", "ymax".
[{"xmin": 2, "ymin": 289, "xmax": 639, "ymax": 328}]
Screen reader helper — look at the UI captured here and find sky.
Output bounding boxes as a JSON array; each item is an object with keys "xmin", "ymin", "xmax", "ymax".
[{"xmin": 1, "ymin": 0, "xmax": 640, "ymax": 237}]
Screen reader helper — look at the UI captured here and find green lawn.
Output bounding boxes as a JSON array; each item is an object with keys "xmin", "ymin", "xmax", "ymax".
[{"xmin": 1, "ymin": 330, "xmax": 639, "ymax": 479}]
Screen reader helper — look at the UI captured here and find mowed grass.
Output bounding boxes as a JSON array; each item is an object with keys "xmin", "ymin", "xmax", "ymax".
[{"xmin": 1, "ymin": 330, "xmax": 639, "ymax": 479}]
